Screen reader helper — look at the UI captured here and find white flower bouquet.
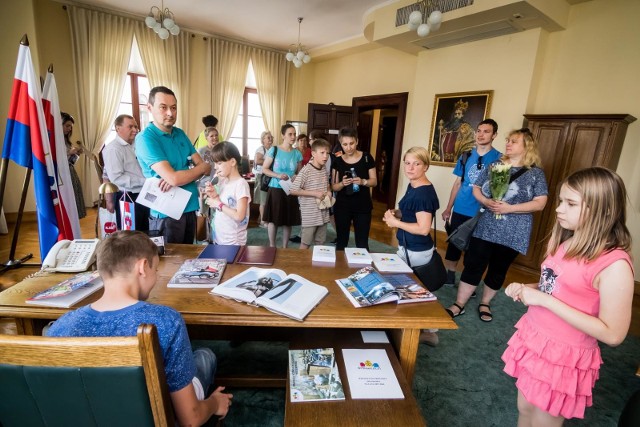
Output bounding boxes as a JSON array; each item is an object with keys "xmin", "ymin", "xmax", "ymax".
[{"xmin": 489, "ymin": 163, "xmax": 512, "ymax": 219}]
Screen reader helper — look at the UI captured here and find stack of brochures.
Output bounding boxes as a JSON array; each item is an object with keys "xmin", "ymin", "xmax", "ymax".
[
  {"xmin": 335, "ymin": 266, "xmax": 436, "ymax": 308},
  {"xmin": 370, "ymin": 253, "xmax": 412, "ymax": 273},
  {"xmin": 168, "ymin": 259, "xmax": 227, "ymax": 288},
  {"xmin": 312, "ymin": 245, "xmax": 336, "ymax": 266},
  {"xmin": 289, "ymin": 348, "xmax": 345, "ymax": 402},
  {"xmin": 342, "ymin": 349, "xmax": 403, "ymax": 399},
  {"xmin": 26, "ymin": 271, "xmax": 103, "ymax": 308},
  {"xmin": 344, "ymin": 247, "xmax": 373, "ymax": 268}
]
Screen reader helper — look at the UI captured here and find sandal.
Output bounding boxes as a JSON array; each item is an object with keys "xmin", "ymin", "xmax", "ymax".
[
  {"xmin": 446, "ymin": 302, "xmax": 465, "ymax": 318},
  {"xmin": 478, "ymin": 304, "xmax": 493, "ymax": 322}
]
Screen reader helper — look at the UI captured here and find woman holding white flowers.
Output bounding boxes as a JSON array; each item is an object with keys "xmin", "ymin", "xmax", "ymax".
[{"xmin": 446, "ymin": 128, "xmax": 548, "ymax": 322}]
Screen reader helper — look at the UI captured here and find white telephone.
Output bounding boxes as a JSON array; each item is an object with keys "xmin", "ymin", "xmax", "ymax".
[{"xmin": 41, "ymin": 239, "xmax": 100, "ymax": 273}]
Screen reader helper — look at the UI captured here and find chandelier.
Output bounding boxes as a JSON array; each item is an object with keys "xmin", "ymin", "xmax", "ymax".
[
  {"xmin": 285, "ymin": 18, "xmax": 311, "ymax": 68},
  {"xmin": 145, "ymin": 1, "xmax": 180, "ymax": 40},
  {"xmin": 408, "ymin": 1, "xmax": 443, "ymax": 38}
]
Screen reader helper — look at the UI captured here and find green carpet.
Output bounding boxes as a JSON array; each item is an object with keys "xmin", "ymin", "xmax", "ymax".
[{"xmin": 194, "ymin": 226, "xmax": 640, "ymax": 426}]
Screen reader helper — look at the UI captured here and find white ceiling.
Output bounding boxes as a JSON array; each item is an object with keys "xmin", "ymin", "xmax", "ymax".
[{"xmin": 71, "ymin": 0, "xmax": 395, "ymax": 51}]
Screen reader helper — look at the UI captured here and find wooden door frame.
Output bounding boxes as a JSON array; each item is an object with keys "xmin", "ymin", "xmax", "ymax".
[{"xmin": 352, "ymin": 93, "xmax": 408, "ymax": 209}]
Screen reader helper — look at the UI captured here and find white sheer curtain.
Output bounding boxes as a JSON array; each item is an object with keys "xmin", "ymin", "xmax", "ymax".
[
  {"xmin": 206, "ymin": 38, "xmax": 251, "ymax": 139},
  {"xmin": 67, "ymin": 6, "xmax": 134, "ymax": 203},
  {"xmin": 251, "ymin": 48, "xmax": 290, "ymax": 135},
  {"xmin": 134, "ymin": 24, "xmax": 191, "ymax": 128}
]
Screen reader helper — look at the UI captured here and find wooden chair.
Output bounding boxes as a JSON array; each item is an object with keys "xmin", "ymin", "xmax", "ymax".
[{"xmin": 0, "ymin": 324, "xmax": 174, "ymax": 427}]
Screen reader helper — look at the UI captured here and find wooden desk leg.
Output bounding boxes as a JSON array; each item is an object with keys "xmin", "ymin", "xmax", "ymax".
[
  {"xmin": 15, "ymin": 318, "xmax": 37, "ymax": 335},
  {"xmin": 389, "ymin": 328, "xmax": 420, "ymax": 386}
]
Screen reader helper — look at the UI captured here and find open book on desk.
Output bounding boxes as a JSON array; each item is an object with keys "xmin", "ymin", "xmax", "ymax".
[
  {"xmin": 210, "ymin": 267, "xmax": 328, "ymax": 321},
  {"xmin": 335, "ymin": 266, "xmax": 436, "ymax": 308}
]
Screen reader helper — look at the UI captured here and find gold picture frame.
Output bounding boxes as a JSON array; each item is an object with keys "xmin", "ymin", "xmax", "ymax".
[{"xmin": 428, "ymin": 90, "xmax": 493, "ymax": 167}]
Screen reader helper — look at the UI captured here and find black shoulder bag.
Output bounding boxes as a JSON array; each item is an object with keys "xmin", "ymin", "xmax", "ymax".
[
  {"xmin": 260, "ymin": 146, "xmax": 277, "ymax": 192},
  {"xmin": 402, "ymin": 215, "xmax": 447, "ymax": 292}
]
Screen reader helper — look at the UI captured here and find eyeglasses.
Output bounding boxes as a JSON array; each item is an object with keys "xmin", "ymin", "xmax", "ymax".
[{"xmin": 477, "ymin": 155, "xmax": 484, "ymax": 170}]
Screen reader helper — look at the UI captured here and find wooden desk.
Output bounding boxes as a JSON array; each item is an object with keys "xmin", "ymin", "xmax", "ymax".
[
  {"xmin": 286, "ymin": 329, "xmax": 426, "ymax": 426},
  {"xmin": 0, "ymin": 244, "xmax": 456, "ymax": 384}
]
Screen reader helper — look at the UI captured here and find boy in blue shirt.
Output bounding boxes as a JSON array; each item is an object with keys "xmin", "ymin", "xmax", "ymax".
[
  {"xmin": 47, "ymin": 231, "xmax": 232, "ymax": 424},
  {"xmin": 441, "ymin": 119, "xmax": 502, "ymax": 286}
]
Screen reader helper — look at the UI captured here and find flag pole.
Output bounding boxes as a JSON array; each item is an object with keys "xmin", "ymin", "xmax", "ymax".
[
  {"xmin": 0, "ymin": 34, "xmax": 40, "ymax": 272},
  {"xmin": 0, "ymin": 168, "xmax": 35, "ymax": 272}
]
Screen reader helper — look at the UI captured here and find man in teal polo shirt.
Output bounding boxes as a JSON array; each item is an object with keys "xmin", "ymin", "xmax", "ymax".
[{"xmin": 136, "ymin": 86, "xmax": 211, "ymax": 243}]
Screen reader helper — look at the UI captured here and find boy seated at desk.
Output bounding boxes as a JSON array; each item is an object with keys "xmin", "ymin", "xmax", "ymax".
[
  {"xmin": 47, "ymin": 230, "xmax": 233, "ymax": 425},
  {"xmin": 290, "ymin": 138, "xmax": 333, "ymax": 249}
]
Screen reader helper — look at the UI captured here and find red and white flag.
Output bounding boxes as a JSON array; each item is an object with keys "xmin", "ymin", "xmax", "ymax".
[
  {"xmin": 42, "ymin": 69, "xmax": 81, "ymax": 240},
  {"xmin": 2, "ymin": 37, "xmax": 61, "ymax": 258}
]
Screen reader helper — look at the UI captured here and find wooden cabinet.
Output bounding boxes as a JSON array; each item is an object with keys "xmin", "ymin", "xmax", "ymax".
[{"xmin": 514, "ymin": 114, "xmax": 636, "ymax": 272}]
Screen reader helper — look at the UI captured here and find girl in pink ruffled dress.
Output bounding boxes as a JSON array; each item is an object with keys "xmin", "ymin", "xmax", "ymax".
[{"xmin": 502, "ymin": 167, "xmax": 634, "ymax": 426}]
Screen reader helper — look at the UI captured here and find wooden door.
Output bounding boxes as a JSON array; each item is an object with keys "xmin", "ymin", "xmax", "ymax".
[
  {"xmin": 307, "ymin": 103, "xmax": 355, "ymax": 149},
  {"xmin": 514, "ymin": 114, "xmax": 636, "ymax": 272}
]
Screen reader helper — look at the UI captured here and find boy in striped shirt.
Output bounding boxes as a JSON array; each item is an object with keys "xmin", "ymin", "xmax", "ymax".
[{"xmin": 290, "ymin": 138, "xmax": 332, "ymax": 249}]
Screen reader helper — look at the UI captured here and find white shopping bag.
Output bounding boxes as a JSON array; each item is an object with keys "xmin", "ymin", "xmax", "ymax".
[{"xmin": 98, "ymin": 207, "xmax": 117, "ymax": 238}]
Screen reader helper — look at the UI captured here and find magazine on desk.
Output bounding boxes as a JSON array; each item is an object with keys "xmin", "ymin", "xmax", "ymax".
[
  {"xmin": 335, "ymin": 266, "xmax": 436, "ymax": 308},
  {"xmin": 289, "ymin": 348, "xmax": 345, "ymax": 402},
  {"xmin": 167, "ymin": 259, "xmax": 227, "ymax": 288},
  {"xmin": 210, "ymin": 267, "xmax": 328, "ymax": 321},
  {"xmin": 26, "ymin": 271, "xmax": 103, "ymax": 308}
]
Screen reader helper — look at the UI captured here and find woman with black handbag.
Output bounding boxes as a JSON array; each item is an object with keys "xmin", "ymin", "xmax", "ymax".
[
  {"xmin": 446, "ymin": 128, "xmax": 548, "ymax": 322},
  {"xmin": 383, "ymin": 146, "xmax": 441, "ymax": 346}
]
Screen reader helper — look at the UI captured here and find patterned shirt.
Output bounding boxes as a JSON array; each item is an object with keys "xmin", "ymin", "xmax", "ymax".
[
  {"xmin": 47, "ymin": 301, "xmax": 195, "ymax": 393},
  {"xmin": 291, "ymin": 162, "xmax": 330, "ymax": 227},
  {"xmin": 472, "ymin": 164, "xmax": 548, "ymax": 254},
  {"xmin": 452, "ymin": 147, "xmax": 501, "ymax": 217},
  {"xmin": 266, "ymin": 146, "xmax": 302, "ymax": 189},
  {"xmin": 212, "ymin": 176, "xmax": 251, "ymax": 245}
]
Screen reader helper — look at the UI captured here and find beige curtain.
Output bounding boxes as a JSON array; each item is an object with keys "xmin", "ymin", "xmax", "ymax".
[
  {"xmin": 251, "ymin": 48, "xmax": 290, "ymax": 136},
  {"xmin": 206, "ymin": 38, "xmax": 251, "ymax": 139},
  {"xmin": 134, "ymin": 24, "xmax": 191, "ymax": 128},
  {"xmin": 67, "ymin": 6, "xmax": 134, "ymax": 203}
]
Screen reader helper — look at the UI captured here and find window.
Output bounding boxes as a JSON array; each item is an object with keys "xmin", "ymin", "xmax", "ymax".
[
  {"xmin": 228, "ymin": 62, "xmax": 264, "ymax": 159},
  {"xmin": 106, "ymin": 37, "xmax": 148, "ymax": 144},
  {"xmin": 117, "ymin": 73, "xmax": 150, "ymax": 131}
]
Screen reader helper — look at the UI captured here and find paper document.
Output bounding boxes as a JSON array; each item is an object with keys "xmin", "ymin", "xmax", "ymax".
[
  {"xmin": 360, "ymin": 331, "xmax": 389, "ymax": 343},
  {"xmin": 279, "ymin": 178, "xmax": 292, "ymax": 195},
  {"xmin": 136, "ymin": 177, "xmax": 191, "ymax": 220},
  {"xmin": 342, "ymin": 349, "xmax": 404, "ymax": 399}
]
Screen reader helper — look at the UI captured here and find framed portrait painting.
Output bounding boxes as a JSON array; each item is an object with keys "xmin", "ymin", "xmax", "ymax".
[{"xmin": 428, "ymin": 90, "xmax": 493, "ymax": 167}]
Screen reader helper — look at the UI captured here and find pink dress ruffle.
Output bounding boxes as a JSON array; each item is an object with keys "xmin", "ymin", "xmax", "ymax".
[{"xmin": 502, "ymin": 314, "xmax": 602, "ymax": 419}]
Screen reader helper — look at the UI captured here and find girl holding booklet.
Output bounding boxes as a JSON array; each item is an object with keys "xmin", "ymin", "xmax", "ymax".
[
  {"xmin": 382, "ymin": 146, "xmax": 440, "ymax": 346},
  {"xmin": 204, "ymin": 142, "xmax": 251, "ymax": 245}
]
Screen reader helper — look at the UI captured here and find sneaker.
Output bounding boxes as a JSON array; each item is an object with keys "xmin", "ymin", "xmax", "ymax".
[
  {"xmin": 330, "ymin": 238, "xmax": 337, "ymax": 245},
  {"xmin": 193, "ymin": 347, "xmax": 217, "ymax": 396},
  {"xmin": 470, "ymin": 291, "xmax": 477, "ymax": 298},
  {"xmin": 289, "ymin": 235, "xmax": 301, "ymax": 243},
  {"xmin": 259, "ymin": 222, "xmax": 267, "ymax": 229}
]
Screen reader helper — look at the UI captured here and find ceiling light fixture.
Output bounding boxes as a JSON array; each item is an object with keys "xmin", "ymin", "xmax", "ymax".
[
  {"xmin": 285, "ymin": 17, "xmax": 311, "ymax": 69},
  {"xmin": 407, "ymin": 1, "xmax": 443, "ymax": 38},
  {"xmin": 145, "ymin": 0, "xmax": 180, "ymax": 40}
]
